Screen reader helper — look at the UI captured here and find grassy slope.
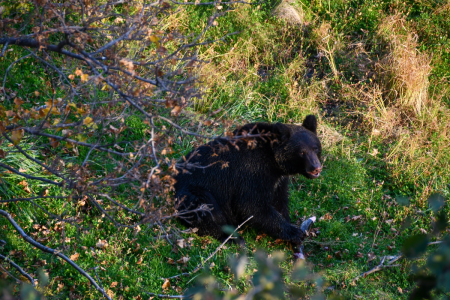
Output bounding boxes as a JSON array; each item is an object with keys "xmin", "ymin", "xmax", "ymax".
[{"xmin": 1, "ymin": 0, "xmax": 450, "ymax": 299}]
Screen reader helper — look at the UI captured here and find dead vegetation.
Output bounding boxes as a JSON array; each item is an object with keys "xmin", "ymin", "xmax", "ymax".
[{"xmin": 195, "ymin": 7, "xmax": 450, "ymax": 184}]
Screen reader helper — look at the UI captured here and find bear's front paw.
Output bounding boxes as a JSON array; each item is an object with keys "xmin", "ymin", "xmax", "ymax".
[{"xmin": 293, "ymin": 251, "xmax": 305, "ymax": 261}]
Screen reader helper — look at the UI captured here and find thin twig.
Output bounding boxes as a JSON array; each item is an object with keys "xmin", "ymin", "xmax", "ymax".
[
  {"xmin": 0, "ymin": 264, "xmax": 22, "ymax": 284},
  {"xmin": 157, "ymin": 221, "xmax": 173, "ymax": 246},
  {"xmin": 0, "ymin": 209, "xmax": 112, "ymax": 300},
  {"xmin": 0, "ymin": 40, "xmax": 9, "ymax": 57},
  {"xmin": 2, "ymin": 53, "xmax": 32, "ymax": 97},
  {"xmin": 164, "ymin": 216, "xmax": 253, "ymax": 280},
  {"xmin": 2, "ymin": 132, "xmax": 71, "ymax": 183},
  {"xmin": 352, "ymin": 241, "xmax": 443, "ymax": 283},
  {"xmin": 0, "ymin": 254, "xmax": 35, "ymax": 286},
  {"xmin": 151, "ymin": 228, "xmax": 198, "ymax": 240},
  {"xmin": 0, "ymin": 162, "xmax": 63, "ymax": 186},
  {"xmin": 146, "ymin": 293, "xmax": 192, "ymax": 299},
  {"xmin": 0, "ymin": 195, "xmax": 68, "ymax": 203}
]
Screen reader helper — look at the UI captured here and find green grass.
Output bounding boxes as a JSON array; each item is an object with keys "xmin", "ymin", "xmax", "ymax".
[{"xmin": 1, "ymin": 0, "xmax": 450, "ymax": 299}]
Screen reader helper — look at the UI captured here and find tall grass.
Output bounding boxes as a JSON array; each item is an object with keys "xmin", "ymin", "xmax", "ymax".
[{"xmin": 377, "ymin": 14, "xmax": 433, "ymax": 117}]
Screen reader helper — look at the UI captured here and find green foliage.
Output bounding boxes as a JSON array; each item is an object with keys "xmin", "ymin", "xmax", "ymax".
[
  {"xmin": 1, "ymin": 0, "xmax": 449, "ymax": 299},
  {"xmin": 186, "ymin": 250, "xmax": 328, "ymax": 299},
  {"xmin": 401, "ymin": 194, "xmax": 450, "ymax": 299}
]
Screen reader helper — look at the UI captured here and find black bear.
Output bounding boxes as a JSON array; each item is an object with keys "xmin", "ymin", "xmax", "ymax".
[{"xmin": 174, "ymin": 115, "xmax": 322, "ymax": 250}]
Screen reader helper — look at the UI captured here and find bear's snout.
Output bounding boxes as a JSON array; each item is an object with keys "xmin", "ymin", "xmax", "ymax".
[{"xmin": 307, "ymin": 166, "xmax": 322, "ymax": 178}]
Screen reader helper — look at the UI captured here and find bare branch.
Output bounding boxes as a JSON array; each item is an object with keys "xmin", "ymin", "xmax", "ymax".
[
  {"xmin": 2, "ymin": 132, "xmax": 71, "ymax": 183},
  {"xmin": 146, "ymin": 292, "xmax": 192, "ymax": 299},
  {"xmin": 163, "ymin": 216, "xmax": 253, "ymax": 280},
  {"xmin": 0, "ymin": 209, "xmax": 112, "ymax": 300},
  {"xmin": 0, "ymin": 37, "xmax": 86, "ymax": 60},
  {"xmin": 2, "ymin": 53, "xmax": 32, "ymax": 97},
  {"xmin": 351, "ymin": 241, "xmax": 443, "ymax": 283},
  {"xmin": 0, "ymin": 253, "xmax": 35, "ymax": 286},
  {"xmin": 0, "ymin": 162, "xmax": 63, "ymax": 186},
  {"xmin": 0, "ymin": 195, "xmax": 68, "ymax": 204},
  {"xmin": 0, "ymin": 40, "xmax": 9, "ymax": 57}
]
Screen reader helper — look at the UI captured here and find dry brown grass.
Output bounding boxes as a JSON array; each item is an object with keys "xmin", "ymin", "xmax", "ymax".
[
  {"xmin": 377, "ymin": 14, "xmax": 433, "ymax": 117},
  {"xmin": 312, "ymin": 22, "xmax": 344, "ymax": 81},
  {"xmin": 281, "ymin": 55, "xmax": 322, "ymax": 120},
  {"xmin": 195, "ymin": 5, "xmax": 322, "ymax": 121},
  {"xmin": 318, "ymin": 124, "xmax": 344, "ymax": 150},
  {"xmin": 331, "ymin": 14, "xmax": 450, "ymax": 183},
  {"xmin": 352, "ymin": 15, "xmax": 439, "ymax": 137}
]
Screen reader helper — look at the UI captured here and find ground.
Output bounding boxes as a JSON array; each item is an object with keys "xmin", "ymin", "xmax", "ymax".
[{"xmin": 1, "ymin": 0, "xmax": 450, "ymax": 299}]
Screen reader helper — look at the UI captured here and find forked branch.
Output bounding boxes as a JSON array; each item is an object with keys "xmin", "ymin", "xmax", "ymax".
[{"xmin": 0, "ymin": 209, "xmax": 112, "ymax": 300}]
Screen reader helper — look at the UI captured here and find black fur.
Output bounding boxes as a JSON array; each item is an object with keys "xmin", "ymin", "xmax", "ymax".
[{"xmin": 174, "ymin": 115, "xmax": 322, "ymax": 247}]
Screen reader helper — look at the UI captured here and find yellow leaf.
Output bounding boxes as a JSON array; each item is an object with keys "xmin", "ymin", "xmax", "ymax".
[
  {"xmin": 106, "ymin": 289, "xmax": 114, "ymax": 298},
  {"xmin": 110, "ymin": 282, "xmax": 118, "ymax": 288},
  {"xmin": 171, "ymin": 106, "xmax": 182, "ymax": 116},
  {"xmin": 162, "ymin": 279, "xmax": 170, "ymax": 290},
  {"xmin": 149, "ymin": 35, "xmax": 160, "ymax": 47},
  {"xmin": 50, "ymin": 138, "xmax": 60, "ymax": 148},
  {"xmin": 41, "ymin": 107, "xmax": 50, "ymax": 115},
  {"xmin": 42, "ymin": 107, "xmax": 60, "ymax": 115},
  {"xmin": 11, "ymin": 129, "xmax": 24, "ymax": 145},
  {"xmin": 34, "ymin": 91, "xmax": 40, "ymax": 97},
  {"xmin": 76, "ymin": 134, "xmax": 87, "ymax": 143},
  {"xmin": 76, "ymin": 107, "xmax": 86, "ymax": 115},
  {"xmin": 45, "ymin": 100, "xmax": 55, "ymax": 107},
  {"xmin": 80, "ymin": 73, "xmax": 89, "ymax": 83},
  {"xmin": 75, "ymin": 68, "xmax": 83, "ymax": 76},
  {"xmin": 70, "ymin": 253, "xmax": 79, "ymax": 261},
  {"xmin": 149, "ymin": 35, "xmax": 159, "ymax": 43},
  {"xmin": 83, "ymin": 117, "xmax": 93, "ymax": 125},
  {"xmin": 14, "ymin": 98, "xmax": 24, "ymax": 107}
]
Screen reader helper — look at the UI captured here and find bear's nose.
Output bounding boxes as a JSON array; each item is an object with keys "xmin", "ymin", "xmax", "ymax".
[{"xmin": 309, "ymin": 167, "xmax": 322, "ymax": 175}]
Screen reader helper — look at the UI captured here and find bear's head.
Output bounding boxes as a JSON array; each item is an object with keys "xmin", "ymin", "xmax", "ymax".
[{"xmin": 273, "ymin": 115, "xmax": 322, "ymax": 178}]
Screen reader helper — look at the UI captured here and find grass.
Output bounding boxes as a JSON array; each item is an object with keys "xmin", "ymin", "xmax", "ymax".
[{"xmin": 1, "ymin": 0, "xmax": 450, "ymax": 299}]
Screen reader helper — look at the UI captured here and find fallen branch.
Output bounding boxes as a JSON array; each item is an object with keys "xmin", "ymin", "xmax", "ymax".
[
  {"xmin": 146, "ymin": 292, "xmax": 193, "ymax": 299},
  {"xmin": 352, "ymin": 241, "xmax": 443, "ymax": 283},
  {"xmin": 151, "ymin": 228, "xmax": 198, "ymax": 240},
  {"xmin": 0, "ymin": 253, "xmax": 35, "ymax": 286},
  {"xmin": 0, "ymin": 209, "xmax": 112, "ymax": 300},
  {"xmin": 163, "ymin": 216, "xmax": 253, "ymax": 281}
]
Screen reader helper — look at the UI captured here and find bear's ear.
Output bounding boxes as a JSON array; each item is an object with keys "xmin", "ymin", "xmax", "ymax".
[
  {"xmin": 273, "ymin": 123, "xmax": 291, "ymax": 142},
  {"xmin": 302, "ymin": 115, "xmax": 317, "ymax": 134}
]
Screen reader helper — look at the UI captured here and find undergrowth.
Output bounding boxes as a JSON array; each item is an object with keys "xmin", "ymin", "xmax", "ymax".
[{"xmin": 1, "ymin": 0, "xmax": 450, "ymax": 299}]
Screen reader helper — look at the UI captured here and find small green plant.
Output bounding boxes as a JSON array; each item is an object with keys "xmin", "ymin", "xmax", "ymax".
[
  {"xmin": 184, "ymin": 250, "xmax": 330, "ymax": 299},
  {"xmin": 401, "ymin": 193, "xmax": 449, "ymax": 299}
]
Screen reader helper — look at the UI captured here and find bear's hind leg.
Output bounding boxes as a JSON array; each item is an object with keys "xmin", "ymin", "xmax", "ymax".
[{"xmin": 175, "ymin": 187, "xmax": 229, "ymax": 240}]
